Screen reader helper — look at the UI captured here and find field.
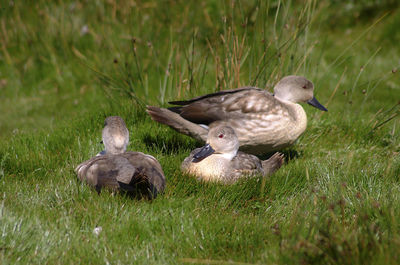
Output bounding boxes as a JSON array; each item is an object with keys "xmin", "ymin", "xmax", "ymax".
[{"xmin": 0, "ymin": 0, "xmax": 400, "ymax": 264}]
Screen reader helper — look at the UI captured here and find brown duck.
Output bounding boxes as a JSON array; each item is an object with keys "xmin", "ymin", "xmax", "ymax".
[
  {"xmin": 181, "ymin": 125, "xmax": 284, "ymax": 184},
  {"xmin": 75, "ymin": 116, "xmax": 166, "ymax": 198},
  {"xmin": 147, "ymin": 75, "xmax": 327, "ymax": 154}
]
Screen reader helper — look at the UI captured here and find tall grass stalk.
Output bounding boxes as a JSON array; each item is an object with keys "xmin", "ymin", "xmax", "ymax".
[{"xmin": 0, "ymin": 1, "xmax": 399, "ymax": 264}]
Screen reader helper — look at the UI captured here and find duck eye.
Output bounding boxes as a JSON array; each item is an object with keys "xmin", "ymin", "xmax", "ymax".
[
  {"xmin": 218, "ymin": 134, "xmax": 224, "ymax": 138},
  {"xmin": 302, "ymin": 85, "xmax": 307, "ymax": 89}
]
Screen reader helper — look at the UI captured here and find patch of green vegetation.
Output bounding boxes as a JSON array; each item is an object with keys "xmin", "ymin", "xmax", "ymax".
[{"xmin": 0, "ymin": 0, "xmax": 399, "ymax": 264}]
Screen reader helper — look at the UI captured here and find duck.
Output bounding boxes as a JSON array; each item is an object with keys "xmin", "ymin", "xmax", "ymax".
[
  {"xmin": 181, "ymin": 125, "xmax": 284, "ymax": 184},
  {"xmin": 75, "ymin": 116, "xmax": 166, "ymax": 199},
  {"xmin": 147, "ymin": 75, "xmax": 327, "ymax": 154}
]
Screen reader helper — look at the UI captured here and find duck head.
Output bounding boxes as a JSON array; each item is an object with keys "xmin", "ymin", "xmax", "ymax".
[
  {"xmin": 102, "ymin": 116, "xmax": 130, "ymax": 155},
  {"xmin": 193, "ymin": 125, "xmax": 239, "ymax": 162},
  {"xmin": 273, "ymin": 75, "xmax": 328, "ymax": 111}
]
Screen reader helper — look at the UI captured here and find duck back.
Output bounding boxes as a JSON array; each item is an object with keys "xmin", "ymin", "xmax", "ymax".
[{"xmin": 76, "ymin": 152, "xmax": 165, "ymax": 199}]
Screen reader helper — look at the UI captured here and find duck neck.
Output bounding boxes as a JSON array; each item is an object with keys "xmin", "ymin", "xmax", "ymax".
[
  {"xmin": 275, "ymin": 97, "xmax": 308, "ymax": 138},
  {"xmin": 287, "ymin": 102, "xmax": 308, "ymax": 139},
  {"xmin": 215, "ymin": 150, "xmax": 237, "ymax": 161}
]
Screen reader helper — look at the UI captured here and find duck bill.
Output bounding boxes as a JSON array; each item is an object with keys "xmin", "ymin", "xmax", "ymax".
[
  {"xmin": 307, "ymin": 97, "xmax": 328, "ymax": 111},
  {"xmin": 192, "ymin": 144, "xmax": 215, "ymax": 162}
]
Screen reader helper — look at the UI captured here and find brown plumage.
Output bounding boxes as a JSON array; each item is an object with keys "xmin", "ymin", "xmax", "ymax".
[
  {"xmin": 147, "ymin": 75, "xmax": 327, "ymax": 154},
  {"xmin": 181, "ymin": 125, "xmax": 284, "ymax": 184},
  {"xmin": 75, "ymin": 116, "xmax": 165, "ymax": 199}
]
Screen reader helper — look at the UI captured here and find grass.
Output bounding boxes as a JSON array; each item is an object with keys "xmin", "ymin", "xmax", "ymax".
[{"xmin": 1, "ymin": 0, "xmax": 400, "ymax": 264}]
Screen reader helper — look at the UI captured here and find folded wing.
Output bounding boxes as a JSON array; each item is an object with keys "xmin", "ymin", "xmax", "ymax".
[
  {"xmin": 75, "ymin": 153, "xmax": 165, "ymax": 198},
  {"xmin": 168, "ymin": 87, "xmax": 278, "ymax": 125}
]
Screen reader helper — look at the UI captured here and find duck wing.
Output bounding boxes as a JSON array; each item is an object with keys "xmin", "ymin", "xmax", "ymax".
[
  {"xmin": 181, "ymin": 148, "xmax": 203, "ymax": 171},
  {"xmin": 230, "ymin": 152, "xmax": 284, "ymax": 178},
  {"xmin": 169, "ymin": 87, "xmax": 257, "ymax": 105},
  {"xmin": 120, "ymin": 151, "xmax": 166, "ymax": 197},
  {"xmin": 168, "ymin": 87, "xmax": 276, "ymax": 125},
  {"xmin": 75, "ymin": 155, "xmax": 136, "ymax": 193},
  {"xmin": 75, "ymin": 153, "xmax": 165, "ymax": 198},
  {"xmin": 228, "ymin": 152, "xmax": 264, "ymax": 181}
]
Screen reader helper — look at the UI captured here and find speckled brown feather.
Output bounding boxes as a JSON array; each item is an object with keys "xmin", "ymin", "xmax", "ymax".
[
  {"xmin": 169, "ymin": 87, "xmax": 256, "ymax": 105},
  {"xmin": 147, "ymin": 76, "xmax": 322, "ymax": 154},
  {"xmin": 173, "ymin": 88, "xmax": 292, "ymax": 125},
  {"xmin": 147, "ymin": 106, "xmax": 208, "ymax": 142},
  {"xmin": 75, "ymin": 152, "xmax": 165, "ymax": 198},
  {"xmin": 181, "ymin": 125, "xmax": 284, "ymax": 184},
  {"xmin": 181, "ymin": 150, "xmax": 284, "ymax": 184}
]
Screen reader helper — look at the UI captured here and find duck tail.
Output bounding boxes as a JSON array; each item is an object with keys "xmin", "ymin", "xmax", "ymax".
[
  {"xmin": 262, "ymin": 152, "xmax": 284, "ymax": 176},
  {"xmin": 146, "ymin": 106, "xmax": 208, "ymax": 142}
]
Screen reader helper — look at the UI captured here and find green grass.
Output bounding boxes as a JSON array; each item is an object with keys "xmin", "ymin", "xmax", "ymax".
[{"xmin": 1, "ymin": 0, "xmax": 400, "ymax": 264}]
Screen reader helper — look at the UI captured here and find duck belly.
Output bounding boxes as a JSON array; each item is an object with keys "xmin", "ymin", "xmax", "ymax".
[{"xmin": 185, "ymin": 157, "xmax": 228, "ymax": 182}]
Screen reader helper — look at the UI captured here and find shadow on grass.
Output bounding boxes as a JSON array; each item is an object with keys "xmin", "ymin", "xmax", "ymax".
[
  {"xmin": 141, "ymin": 133, "xmax": 199, "ymax": 154},
  {"xmin": 72, "ymin": 169, "xmax": 159, "ymax": 202},
  {"xmin": 257, "ymin": 148, "xmax": 302, "ymax": 162},
  {"xmin": 167, "ymin": 172, "xmax": 268, "ymax": 210}
]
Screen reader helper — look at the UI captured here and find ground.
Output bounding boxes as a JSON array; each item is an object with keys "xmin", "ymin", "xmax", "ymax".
[{"xmin": 0, "ymin": 1, "xmax": 399, "ymax": 264}]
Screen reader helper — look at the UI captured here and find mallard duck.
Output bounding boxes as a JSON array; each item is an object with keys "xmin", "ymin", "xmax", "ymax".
[
  {"xmin": 147, "ymin": 75, "xmax": 327, "ymax": 154},
  {"xmin": 75, "ymin": 116, "xmax": 166, "ymax": 198},
  {"xmin": 181, "ymin": 125, "xmax": 284, "ymax": 184}
]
